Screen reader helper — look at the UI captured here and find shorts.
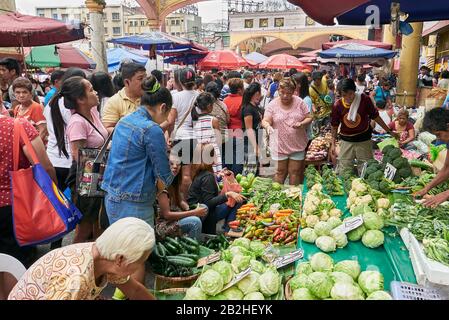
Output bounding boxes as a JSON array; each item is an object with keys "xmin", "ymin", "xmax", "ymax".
[
  {"xmin": 271, "ymin": 151, "xmax": 305, "ymax": 161},
  {"xmin": 172, "ymin": 139, "xmax": 197, "ymax": 165}
]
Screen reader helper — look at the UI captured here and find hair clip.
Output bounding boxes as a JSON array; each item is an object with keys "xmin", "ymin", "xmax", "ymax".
[{"xmin": 147, "ymin": 81, "xmax": 160, "ymax": 94}]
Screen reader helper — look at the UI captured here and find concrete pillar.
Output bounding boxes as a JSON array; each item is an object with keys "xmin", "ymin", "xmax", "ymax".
[
  {"xmin": 85, "ymin": 0, "xmax": 108, "ymax": 73},
  {"xmin": 426, "ymin": 35, "xmax": 437, "ymax": 71},
  {"xmin": 383, "ymin": 24, "xmax": 396, "ymax": 50},
  {"xmin": 397, "ymin": 22, "xmax": 423, "ymax": 107}
]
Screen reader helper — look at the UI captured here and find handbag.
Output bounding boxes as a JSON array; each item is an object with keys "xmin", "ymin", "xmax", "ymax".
[
  {"xmin": 10, "ymin": 119, "xmax": 83, "ymax": 247},
  {"xmin": 220, "ymin": 170, "xmax": 242, "ymax": 208}
]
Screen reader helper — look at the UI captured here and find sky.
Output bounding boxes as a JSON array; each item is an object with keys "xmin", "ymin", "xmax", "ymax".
[{"xmin": 15, "ymin": 0, "xmax": 226, "ymax": 23}]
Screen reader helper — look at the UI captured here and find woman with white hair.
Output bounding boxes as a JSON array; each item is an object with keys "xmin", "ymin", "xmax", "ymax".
[{"xmin": 8, "ymin": 217, "xmax": 156, "ymax": 300}]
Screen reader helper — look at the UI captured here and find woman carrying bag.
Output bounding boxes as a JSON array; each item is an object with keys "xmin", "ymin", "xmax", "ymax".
[{"xmin": 64, "ymin": 77, "xmax": 109, "ymax": 243}]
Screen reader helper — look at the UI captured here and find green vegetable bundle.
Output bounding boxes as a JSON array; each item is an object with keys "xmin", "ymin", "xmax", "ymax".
[
  {"xmin": 305, "ymin": 166, "xmax": 323, "ymax": 189},
  {"xmin": 322, "ymin": 166, "xmax": 344, "ymax": 196}
]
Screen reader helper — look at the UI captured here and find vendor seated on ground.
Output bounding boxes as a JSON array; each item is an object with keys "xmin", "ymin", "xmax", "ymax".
[
  {"xmin": 8, "ymin": 218, "xmax": 156, "ymax": 300},
  {"xmin": 156, "ymin": 154, "xmax": 207, "ymax": 241},
  {"xmin": 187, "ymin": 143, "xmax": 245, "ymax": 235},
  {"xmin": 330, "ymin": 79, "xmax": 399, "ymax": 175},
  {"xmin": 415, "ymin": 108, "xmax": 449, "ymax": 208},
  {"xmin": 388, "ymin": 109, "xmax": 416, "ymax": 150}
]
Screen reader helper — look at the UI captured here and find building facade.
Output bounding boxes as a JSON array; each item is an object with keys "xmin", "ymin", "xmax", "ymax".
[{"xmin": 164, "ymin": 13, "xmax": 202, "ymax": 41}]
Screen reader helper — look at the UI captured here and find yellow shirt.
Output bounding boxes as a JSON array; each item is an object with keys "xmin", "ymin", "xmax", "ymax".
[
  {"xmin": 309, "ymin": 82, "xmax": 329, "ymax": 106},
  {"xmin": 102, "ymin": 88, "xmax": 141, "ymax": 126},
  {"xmin": 8, "ymin": 243, "xmax": 129, "ymax": 300}
]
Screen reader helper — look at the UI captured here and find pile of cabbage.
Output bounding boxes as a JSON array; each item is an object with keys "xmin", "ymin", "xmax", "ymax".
[
  {"xmin": 184, "ymin": 238, "xmax": 281, "ymax": 300},
  {"xmin": 302, "ymin": 184, "xmax": 343, "ymax": 227},
  {"xmin": 299, "ymin": 216, "xmax": 347, "ymax": 253},
  {"xmin": 289, "ymin": 252, "xmax": 392, "ymax": 300}
]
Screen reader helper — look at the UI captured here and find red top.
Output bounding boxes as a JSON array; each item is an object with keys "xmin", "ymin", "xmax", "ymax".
[
  {"xmin": 331, "ymin": 94, "xmax": 379, "ymax": 136},
  {"xmin": 0, "ymin": 116, "xmax": 39, "ymax": 207},
  {"xmin": 223, "ymin": 94, "xmax": 243, "ymax": 138},
  {"xmin": 389, "ymin": 121, "xmax": 414, "ymax": 142}
]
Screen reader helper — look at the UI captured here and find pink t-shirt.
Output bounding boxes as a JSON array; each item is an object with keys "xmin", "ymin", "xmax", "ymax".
[
  {"xmin": 265, "ymin": 96, "xmax": 310, "ymax": 156},
  {"xmin": 67, "ymin": 108, "xmax": 108, "ymax": 148}
]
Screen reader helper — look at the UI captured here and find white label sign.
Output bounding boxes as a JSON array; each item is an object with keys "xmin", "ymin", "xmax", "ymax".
[
  {"xmin": 332, "ymin": 216, "xmax": 364, "ymax": 234},
  {"xmin": 197, "ymin": 252, "xmax": 221, "ymax": 268},
  {"xmin": 360, "ymin": 162, "xmax": 368, "ymax": 179},
  {"xmin": 384, "ymin": 163, "xmax": 397, "ymax": 180},
  {"xmin": 272, "ymin": 249, "xmax": 304, "ymax": 269},
  {"xmin": 220, "ymin": 268, "xmax": 251, "ymax": 292}
]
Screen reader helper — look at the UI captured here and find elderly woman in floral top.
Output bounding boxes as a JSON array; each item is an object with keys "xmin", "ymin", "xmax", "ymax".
[{"xmin": 8, "ymin": 217, "xmax": 156, "ymax": 300}]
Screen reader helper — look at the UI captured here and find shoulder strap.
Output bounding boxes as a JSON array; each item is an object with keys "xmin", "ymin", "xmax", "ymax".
[
  {"xmin": 75, "ymin": 112, "xmax": 106, "ymax": 144},
  {"xmin": 311, "ymin": 85, "xmax": 327, "ymax": 104},
  {"xmin": 173, "ymin": 94, "xmax": 196, "ymax": 137},
  {"xmin": 93, "ymin": 130, "xmax": 114, "ymax": 164},
  {"xmin": 13, "ymin": 119, "xmax": 40, "ymax": 171}
]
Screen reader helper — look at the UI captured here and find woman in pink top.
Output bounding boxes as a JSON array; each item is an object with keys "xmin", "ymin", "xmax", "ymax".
[
  {"xmin": 262, "ymin": 78, "xmax": 312, "ymax": 185},
  {"xmin": 64, "ymin": 76, "xmax": 108, "ymax": 243}
]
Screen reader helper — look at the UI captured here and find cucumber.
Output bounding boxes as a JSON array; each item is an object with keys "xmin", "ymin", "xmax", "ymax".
[
  {"xmin": 154, "ymin": 243, "xmax": 166, "ymax": 258},
  {"xmin": 409, "ymin": 159, "xmax": 433, "ymax": 171},
  {"xmin": 180, "ymin": 236, "xmax": 200, "ymax": 247},
  {"xmin": 165, "ymin": 237, "xmax": 183, "ymax": 251},
  {"xmin": 164, "ymin": 243, "xmax": 179, "ymax": 255},
  {"xmin": 158, "ymin": 243, "xmax": 167, "ymax": 257},
  {"xmin": 166, "ymin": 256, "xmax": 197, "ymax": 267},
  {"xmin": 179, "ymin": 241, "xmax": 199, "ymax": 254},
  {"xmin": 178, "ymin": 253, "xmax": 199, "ymax": 261}
]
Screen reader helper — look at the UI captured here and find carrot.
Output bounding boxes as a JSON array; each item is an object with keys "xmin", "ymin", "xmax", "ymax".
[{"xmin": 277, "ymin": 209, "xmax": 294, "ymax": 214}]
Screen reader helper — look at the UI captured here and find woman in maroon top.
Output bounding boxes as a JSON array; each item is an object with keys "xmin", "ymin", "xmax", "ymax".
[
  {"xmin": 330, "ymin": 79, "xmax": 399, "ymax": 174},
  {"xmin": 0, "ymin": 116, "xmax": 56, "ymax": 268},
  {"xmin": 388, "ymin": 109, "xmax": 415, "ymax": 149}
]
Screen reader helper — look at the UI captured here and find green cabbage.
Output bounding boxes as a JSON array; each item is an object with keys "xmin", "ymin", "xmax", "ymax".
[
  {"xmin": 231, "ymin": 254, "xmax": 251, "ymax": 273},
  {"xmin": 314, "ymin": 221, "xmax": 332, "ymax": 236},
  {"xmin": 243, "ymin": 292, "xmax": 265, "ymax": 300},
  {"xmin": 358, "ymin": 271, "xmax": 384, "ymax": 295},
  {"xmin": 291, "ymin": 288, "xmax": 317, "ymax": 300},
  {"xmin": 212, "ymin": 261, "xmax": 234, "ymax": 285},
  {"xmin": 334, "ymin": 260, "xmax": 361, "ymax": 281},
  {"xmin": 366, "ymin": 290, "xmax": 392, "ymax": 300},
  {"xmin": 347, "ymin": 224, "xmax": 367, "ymax": 241},
  {"xmin": 300, "ymin": 228, "xmax": 317, "ymax": 243},
  {"xmin": 222, "ymin": 245, "xmax": 252, "ymax": 262},
  {"xmin": 259, "ymin": 269, "xmax": 280, "ymax": 297},
  {"xmin": 184, "ymin": 287, "xmax": 207, "ymax": 300},
  {"xmin": 198, "ymin": 269, "xmax": 224, "ymax": 296},
  {"xmin": 310, "ymin": 252, "xmax": 334, "ymax": 272},
  {"xmin": 330, "ymin": 272, "xmax": 354, "ymax": 284},
  {"xmin": 330, "ymin": 230, "xmax": 348, "ymax": 248},
  {"xmin": 237, "ymin": 271, "xmax": 260, "ymax": 295},
  {"xmin": 289, "ymin": 274, "xmax": 311, "ymax": 290},
  {"xmin": 327, "ymin": 216, "xmax": 342, "ymax": 229},
  {"xmin": 296, "ymin": 262, "xmax": 313, "ymax": 275},
  {"xmin": 249, "ymin": 240, "xmax": 265, "ymax": 257},
  {"xmin": 232, "ymin": 238, "xmax": 251, "ymax": 249},
  {"xmin": 352, "ymin": 204, "xmax": 373, "ymax": 216},
  {"xmin": 207, "ymin": 294, "xmax": 227, "ymax": 300},
  {"xmin": 330, "ymin": 282, "xmax": 365, "ymax": 300},
  {"xmin": 222, "ymin": 286, "xmax": 244, "ymax": 300},
  {"xmin": 362, "ymin": 212, "xmax": 385, "ymax": 230},
  {"xmin": 361, "ymin": 230, "xmax": 385, "ymax": 248},
  {"xmin": 250, "ymin": 259, "xmax": 266, "ymax": 274},
  {"xmin": 315, "ymin": 236, "xmax": 337, "ymax": 253},
  {"xmin": 307, "ymin": 272, "xmax": 334, "ymax": 299}
]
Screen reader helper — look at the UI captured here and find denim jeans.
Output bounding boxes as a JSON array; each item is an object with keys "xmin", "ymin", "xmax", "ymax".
[
  {"xmin": 105, "ymin": 193, "xmax": 155, "ymax": 228},
  {"xmin": 178, "ymin": 216, "xmax": 202, "ymax": 240},
  {"xmin": 223, "ymin": 137, "xmax": 244, "ymax": 175},
  {"xmin": 215, "ymin": 202, "xmax": 242, "ymax": 232}
]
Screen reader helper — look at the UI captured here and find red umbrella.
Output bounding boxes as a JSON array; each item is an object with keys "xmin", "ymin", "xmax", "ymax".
[
  {"xmin": 0, "ymin": 12, "xmax": 85, "ymax": 47},
  {"xmin": 322, "ymin": 39, "xmax": 393, "ymax": 50},
  {"xmin": 198, "ymin": 50, "xmax": 252, "ymax": 70},
  {"xmin": 258, "ymin": 54, "xmax": 312, "ymax": 71}
]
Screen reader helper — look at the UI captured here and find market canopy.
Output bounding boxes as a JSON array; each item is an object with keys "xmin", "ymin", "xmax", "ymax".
[
  {"xmin": 287, "ymin": 0, "xmax": 449, "ymax": 26},
  {"xmin": 258, "ymin": 54, "xmax": 312, "ymax": 71},
  {"xmin": 322, "ymin": 39, "xmax": 393, "ymax": 50},
  {"xmin": 0, "ymin": 12, "xmax": 85, "ymax": 47},
  {"xmin": 198, "ymin": 50, "xmax": 254, "ymax": 70},
  {"xmin": 319, "ymin": 43, "xmax": 397, "ymax": 64},
  {"xmin": 107, "ymin": 47, "xmax": 148, "ymax": 73},
  {"xmin": 244, "ymin": 52, "xmax": 268, "ymax": 64},
  {"xmin": 108, "ymin": 32, "xmax": 198, "ymax": 51},
  {"xmin": 25, "ymin": 44, "xmax": 96, "ymax": 69}
]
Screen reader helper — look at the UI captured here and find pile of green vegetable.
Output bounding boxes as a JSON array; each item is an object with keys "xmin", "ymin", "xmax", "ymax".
[
  {"xmin": 398, "ymin": 172, "xmax": 449, "ymax": 195},
  {"xmin": 322, "ymin": 166, "xmax": 344, "ymax": 196},
  {"xmin": 203, "ymin": 234, "xmax": 230, "ymax": 251},
  {"xmin": 302, "ymin": 184, "xmax": 343, "ymax": 225},
  {"xmin": 288, "ymin": 252, "xmax": 392, "ymax": 300},
  {"xmin": 250, "ymin": 185, "xmax": 301, "ymax": 212},
  {"xmin": 184, "ymin": 238, "xmax": 282, "ymax": 300},
  {"xmin": 305, "ymin": 165, "xmax": 323, "ymax": 189},
  {"xmin": 380, "ymin": 145, "xmax": 412, "ymax": 184},
  {"xmin": 363, "ymin": 159, "xmax": 395, "ymax": 194},
  {"xmin": 235, "ymin": 173, "xmax": 256, "ymax": 195},
  {"xmin": 340, "ymin": 168, "xmax": 357, "ymax": 193}
]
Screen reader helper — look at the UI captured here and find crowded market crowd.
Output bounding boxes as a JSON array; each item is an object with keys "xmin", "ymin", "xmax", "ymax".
[{"xmin": 1, "ymin": 55, "xmax": 449, "ymax": 300}]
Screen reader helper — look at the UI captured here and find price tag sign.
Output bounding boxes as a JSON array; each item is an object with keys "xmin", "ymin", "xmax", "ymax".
[
  {"xmin": 220, "ymin": 268, "xmax": 251, "ymax": 292},
  {"xmin": 360, "ymin": 162, "xmax": 368, "ymax": 179},
  {"xmin": 384, "ymin": 163, "xmax": 397, "ymax": 180},
  {"xmin": 332, "ymin": 216, "xmax": 364, "ymax": 234},
  {"xmin": 196, "ymin": 252, "xmax": 221, "ymax": 268},
  {"xmin": 272, "ymin": 249, "xmax": 304, "ymax": 269}
]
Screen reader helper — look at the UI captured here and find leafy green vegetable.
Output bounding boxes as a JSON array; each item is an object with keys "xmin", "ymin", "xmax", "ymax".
[
  {"xmin": 232, "ymin": 238, "xmax": 251, "ymax": 250},
  {"xmin": 363, "ymin": 212, "xmax": 385, "ymax": 230},
  {"xmin": 198, "ymin": 269, "xmax": 224, "ymax": 296},
  {"xmin": 237, "ymin": 271, "xmax": 260, "ymax": 295},
  {"xmin": 300, "ymin": 227, "xmax": 318, "ymax": 243},
  {"xmin": 366, "ymin": 290, "xmax": 393, "ymax": 300},
  {"xmin": 358, "ymin": 271, "xmax": 384, "ymax": 295},
  {"xmin": 330, "ymin": 272, "xmax": 354, "ymax": 284},
  {"xmin": 362, "ymin": 230, "xmax": 385, "ymax": 248},
  {"xmin": 331, "ymin": 282, "xmax": 365, "ymax": 300},
  {"xmin": 250, "ymin": 259, "xmax": 266, "ymax": 274},
  {"xmin": 259, "ymin": 269, "xmax": 280, "ymax": 297},
  {"xmin": 347, "ymin": 224, "xmax": 367, "ymax": 241},
  {"xmin": 307, "ymin": 272, "xmax": 334, "ymax": 299},
  {"xmin": 243, "ymin": 292, "xmax": 265, "ymax": 300},
  {"xmin": 291, "ymin": 288, "xmax": 317, "ymax": 300},
  {"xmin": 296, "ymin": 262, "xmax": 313, "ymax": 275},
  {"xmin": 212, "ymin": 261, "xmax": 234, "ymax": 285},
  {"xmin": 310, "ymin": 252, "xmax": 334, "ymax": 272},
  {"xmin": 289, "ymin": 274, "xmax": 311, "ymax": 290},
  {"xmin": 231, "ymin": 254, "xmax": 251, "ymax": 273},
  {"xmin": 314, "ymin": 221, "xmax": 333, "ymax": 236},
  {"xmin": 222, "ymin": 286, "xmax": 244, "ymax": 300},
  {"xmin": 184, "ymin": 287, "xmax": 207, "ymax": 300},
  {"xmin": 334, "ymin": 260, "xmax": 361, "ymax": 281}
]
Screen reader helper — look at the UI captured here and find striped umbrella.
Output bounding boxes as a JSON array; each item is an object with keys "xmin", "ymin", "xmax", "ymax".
[{"xmin": 26, "ymin": 44, "xmax": 96, "ymax": 69}]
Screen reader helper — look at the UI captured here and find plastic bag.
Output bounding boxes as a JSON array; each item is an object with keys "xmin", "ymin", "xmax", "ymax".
[{"xmin": 220, "ymin": 170, "xmax": 242, "ymax": 208}]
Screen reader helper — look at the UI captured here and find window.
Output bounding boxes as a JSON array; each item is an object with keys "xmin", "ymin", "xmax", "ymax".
[
  {"xmin": 112, "ymin": 12, "xmax": 120, "ymax": 21},
  {"xmin": 171, "ymin": 20, "xmax": 175, "ymax": 25},
  {"xmin": 113, "ymin": 27, "xmax": 121, "ymax": 35},
  {"xmin": 141, "ymin": 20, "xmax": 146, "ymax": 26},
  {"xmin": 74, "ymin": 14, "xmax": 81, "ymax": 21},
  {"xmin": 176, "ymin": 32, "xmax": 181, "ymax": 36},
  {"xmin": 244, "ymin": 19, "xmax": 254, "ymax": 28},
  {"xmin": 61, "ymin": 14, "xmax": 69, "ymax": 22},
  {"xmin": 52, "ymin": 14, "xmax": 58, "ymax": 20},
  {"xmin": 176, "ymin": 20, "xmax": 180, "ymax": 25},
  {"xmin": 36, "ymin": 9, "xmax": 44, "ymax": 17},
  {"xmin": 86, "ymin": 13, "xmax": 90, "ymax": 20},
  {"xmin": 259, "ymin": 18, "xmax": 268, "ymax": 28},
  {"xmin": 274, "ymin": 18, "xmax": 284, "ymax": 27},
  {"xmin": 104, "ymin": 27, "xmax": 108, "ymax": 35}
]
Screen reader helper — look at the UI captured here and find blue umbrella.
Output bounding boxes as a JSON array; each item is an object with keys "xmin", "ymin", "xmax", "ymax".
[
  {"xmin": 244, "ymin": 52, "xmax": 268, "ymax": 64},
  {"xmin": 163, "ymin": 53, "xmax": 208, "ymax": 65},
  {"xmin": 319, "ymin": 43, "xmax": 396, "ymax": 59},
  {"xmin": 107, "ymin": 47, "xmax": 148, "ymax": 73},
  {"xmin": 108, "ymin": 31, "xmax": 191, "ymax": 51}
]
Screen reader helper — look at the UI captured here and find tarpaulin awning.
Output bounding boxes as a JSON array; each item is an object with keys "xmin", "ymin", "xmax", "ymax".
[
  {"xmin": 319, "ymin": 43, "xmax": 397, "ymax": 59},
  {"xmin": 258, "ymin": 53, "xmax": 312, "ymax": 71},
  {"xmin": 287, "ymin": 0, "xmax": 449, "ymax": 26},
  {"xmin": 107, "ymin": 47, "xmax": 148, "ymax": 73},
  {"xmin": 0, "ymin": 12, "xmax": 85, "ymax": 47},
  {"xmin": 198, "ymin": 50, "xmax": 253, "ymax": 70},
  {"xmin": 163, "ymin": 54, "xmax": 208, "ymax": 65},
  {"xmin": 244, "ymin": 52, "xmax": 268, "ymax": 64},
  {"xmin": 108, "ymin": 32, "xmax": 196, "ymax": 51},
  {"xmin": 322, "ymin": 39, "xmax": 393, "ymax": 50},
  {"xmin": 25, "ymin": 44, "xmax": 95, "ymax": 69}
]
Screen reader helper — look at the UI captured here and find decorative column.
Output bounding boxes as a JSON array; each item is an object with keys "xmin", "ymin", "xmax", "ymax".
[
  {"xmin": 382, "ymin": 24, "xmax": 396, "ymax": 49},
  {"xmin": 426, "ymin": 35, "xmax": 437, "ymax": 71},
  {"xmin": 397, "ymin": 22, "xmax": 423, "ymax": 107},
  {"xmin": 85, "ymin": 0, "xmax": 108, "ymax": 73}
]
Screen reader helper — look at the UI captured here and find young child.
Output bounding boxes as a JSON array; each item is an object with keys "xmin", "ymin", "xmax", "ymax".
[
  {"xmin": 192, "ymin": 92, "xmax": 223, "ymax": 174},
  {"xmin": 389, "ymin": 109, "xmax": 415, "ymax": 149},
  {"xmin": 12, "ymin": 77, "xmax": 47, "ymax": 143}
]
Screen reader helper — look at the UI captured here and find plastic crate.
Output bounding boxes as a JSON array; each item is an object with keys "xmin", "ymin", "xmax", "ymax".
[{"xmin": 391, "ymin": 281, "xmax": 445, "ymax": 300}]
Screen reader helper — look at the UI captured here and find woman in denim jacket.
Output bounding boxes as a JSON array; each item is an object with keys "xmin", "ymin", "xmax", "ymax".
[{"xmin": 102, "ymin": 75, "xmax": 174, "ymax": 228}]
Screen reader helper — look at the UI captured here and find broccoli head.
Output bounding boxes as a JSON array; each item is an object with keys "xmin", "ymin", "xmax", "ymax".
[
  {"xmin": 398, "ymin": 167, "xmax": 412, "ymax": 178},
  {"xmin": 382, "ymin": 145, "xmax": 395, "ymax": 155},
  {"xmin": 389, "ymin": 148, "xmax": 402, "ymax": 160},
  {"xmin": 368, "ymin": 180, "xmax": 380, "ymax": 190},
  {"xmin": 367, "ymin": 159, "xmax": 380, "ymax": 166},
  {"xmin": 365, "ymin": 166, "xmax": 378, "ymax": 176},
  {"xmin": 379, "ymin": 180, "xmax": 392, "ymax": 194},
  {"xmin": 392, "ymin": 157, "xmax": 408, "ymax": 169}
]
